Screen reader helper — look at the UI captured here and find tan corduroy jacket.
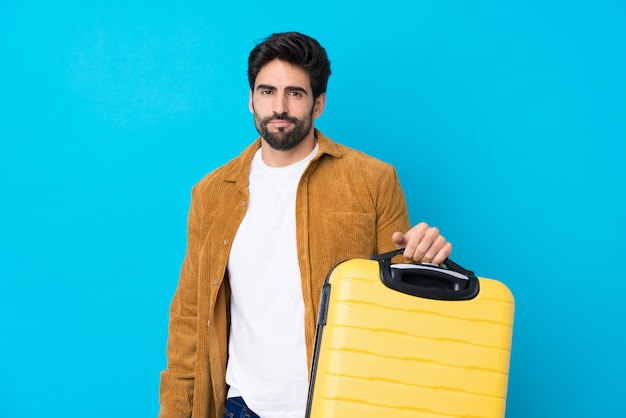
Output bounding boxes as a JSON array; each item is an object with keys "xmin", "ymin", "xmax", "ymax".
[{"xmin": 159, "ymin": 130, "xmax": 411, "ymax": 418}]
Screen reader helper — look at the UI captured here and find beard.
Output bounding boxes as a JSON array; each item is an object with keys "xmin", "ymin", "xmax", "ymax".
[{"xmin": 253, "ymin": 108, "xmax": 314, "ymax": 151}]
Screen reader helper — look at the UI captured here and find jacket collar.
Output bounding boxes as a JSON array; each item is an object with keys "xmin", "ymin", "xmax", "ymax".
[{"xmin": 222, "ymin": 129, "xmax": 343, "ymax": 184}]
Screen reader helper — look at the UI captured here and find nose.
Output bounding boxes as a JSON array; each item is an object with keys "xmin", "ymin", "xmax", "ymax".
[{"xmin": 272, "ymin": 94, "xmax": 288, "ymax": 115}]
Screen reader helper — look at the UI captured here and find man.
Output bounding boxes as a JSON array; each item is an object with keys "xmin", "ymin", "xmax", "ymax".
[{"xmin": 159, "ymin": 32, "xmax": 452, "ymax": 418}]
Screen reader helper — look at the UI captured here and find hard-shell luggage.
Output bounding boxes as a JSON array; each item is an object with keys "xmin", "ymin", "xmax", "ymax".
[{"xmin": 306, "ymin": 249, "xmax": 514, "ymax": 418}]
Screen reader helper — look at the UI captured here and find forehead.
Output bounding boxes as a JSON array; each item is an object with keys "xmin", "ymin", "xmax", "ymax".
[{"xmin": 254, "ymin": 59, "xmax": 312, "ymax": 91}]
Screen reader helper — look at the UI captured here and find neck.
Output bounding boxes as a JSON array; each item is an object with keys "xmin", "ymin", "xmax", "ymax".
[{"xmin": 260, "ymin": 130, "xmax": 317, "ymax": 167}]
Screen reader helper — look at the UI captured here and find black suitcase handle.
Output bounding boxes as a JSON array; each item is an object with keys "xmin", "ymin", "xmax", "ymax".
[{"xmin": 371, "ymin": 248, "xmax": 480, "ymax": 301}]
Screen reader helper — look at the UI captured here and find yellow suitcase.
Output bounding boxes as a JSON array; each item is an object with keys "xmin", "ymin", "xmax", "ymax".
[{"xmin": 306, "ymin": 249, "xmax": 514, "ymax": 418}]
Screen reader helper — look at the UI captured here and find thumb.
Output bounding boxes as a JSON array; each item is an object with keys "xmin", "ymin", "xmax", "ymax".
[{"xmin": 391, "ymin": 231, "xmax": 406, "ymax": 248}]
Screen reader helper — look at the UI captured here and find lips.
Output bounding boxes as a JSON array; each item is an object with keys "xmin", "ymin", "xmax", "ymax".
[
  {"xmin": 268, "ymin": 120, "xmax": 294, "ymax": 128},
  {"xmin": 264, "ymin": 115, "xmax": 298, "ymax": 130}
]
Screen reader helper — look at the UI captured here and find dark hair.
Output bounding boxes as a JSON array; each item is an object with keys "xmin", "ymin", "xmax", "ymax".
[{"xmin": 247, "ymin": 32, "xmax": 331, "ymax": 100}]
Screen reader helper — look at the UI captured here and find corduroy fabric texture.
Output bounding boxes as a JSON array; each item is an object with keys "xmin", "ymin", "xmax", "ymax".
[{"xmin": 159, "ymin": 130, "xmax": 411, "ymax": 418}]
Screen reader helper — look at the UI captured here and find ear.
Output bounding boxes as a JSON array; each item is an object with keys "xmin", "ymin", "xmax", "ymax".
[
  {"xmin": 248, "ymin": 90, "xmax": 254, "ymax": 114},
  {"xmin": 312, "ymin": 93, "xmax": 326, "ymax": 118}
]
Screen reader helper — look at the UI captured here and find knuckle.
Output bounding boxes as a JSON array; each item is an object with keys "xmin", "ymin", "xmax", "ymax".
[{"xmin": 416, "ymin": 242, "xmax": 430, "ymax": 254}]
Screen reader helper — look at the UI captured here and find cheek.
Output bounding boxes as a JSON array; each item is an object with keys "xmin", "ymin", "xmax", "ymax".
[{"xmin": 251, "ymin": 97, "xmax": 271, "ymax": 117}]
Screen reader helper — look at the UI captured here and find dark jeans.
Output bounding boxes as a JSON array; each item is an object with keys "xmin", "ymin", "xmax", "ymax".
[{"xmin": 223, "ymin": 397, "xmax": 261, "ymax": 418}]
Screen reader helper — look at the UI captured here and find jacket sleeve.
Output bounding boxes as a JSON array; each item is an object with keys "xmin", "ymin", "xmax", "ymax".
[
  {"xmin": 159, "ymin": 185, "xmax": 205, "ymax": 418},
  {"xmin": 374, "ymin": 165, "xmax": 412, "ymax": 254}
]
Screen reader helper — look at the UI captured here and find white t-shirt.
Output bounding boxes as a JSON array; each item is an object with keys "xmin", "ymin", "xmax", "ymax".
[{"xmin": 226, "ymin": 145, "xmax": 318, "ymax": 417}]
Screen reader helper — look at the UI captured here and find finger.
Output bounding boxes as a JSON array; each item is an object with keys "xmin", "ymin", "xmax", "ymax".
[
  {"xmin": 403, "ymin": 223, "xmax": 428, "ymax": 259},
  {"xmin": 411, "ymin": 226, "xmax": 440, "ymax": 262},
  {"xmin": 422, "ymin": 234, "xmax": 446, "ymax": 263},
  {"xmin": 431, "ymin": 241, "xmax": 453, "ymax": 265},
  {"xmin": 426, "ymin": 230, "xmax": 448, "ymax": 264}
]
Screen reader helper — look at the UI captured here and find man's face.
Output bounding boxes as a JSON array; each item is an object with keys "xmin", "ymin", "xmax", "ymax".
[{"xmin": 249, "ymin": 59, "xmax": 325, "ymax": 151}]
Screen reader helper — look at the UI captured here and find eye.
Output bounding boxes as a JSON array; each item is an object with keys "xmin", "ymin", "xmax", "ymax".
[
  {"xmin": 260, "ymin": 89, "xmax": 273, "ymax": 95},
  {"xmin": 289, "ymin": 90, "xmax": 303, "ymax": 97}
]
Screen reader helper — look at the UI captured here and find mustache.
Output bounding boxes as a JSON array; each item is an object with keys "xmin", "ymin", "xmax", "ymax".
[{"xmin": 262, "ymin": 113, "xmax": 299, "ymax": 124}]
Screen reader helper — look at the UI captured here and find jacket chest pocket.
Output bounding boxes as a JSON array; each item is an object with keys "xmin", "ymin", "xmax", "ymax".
[{"xmin": 321, "ymin": 212, "xmax": 376, "ymax": 264}]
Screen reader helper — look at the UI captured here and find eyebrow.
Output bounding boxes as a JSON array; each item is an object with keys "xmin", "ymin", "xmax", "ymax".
[{"xmin": 256, "ymin": 84, "xmax": 309, "ymax": 95}]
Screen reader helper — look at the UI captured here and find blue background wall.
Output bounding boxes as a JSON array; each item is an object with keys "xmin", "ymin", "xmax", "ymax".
[{"xmin": 1, "ymin": 1, "xmax": 624, "ymax": 417}]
